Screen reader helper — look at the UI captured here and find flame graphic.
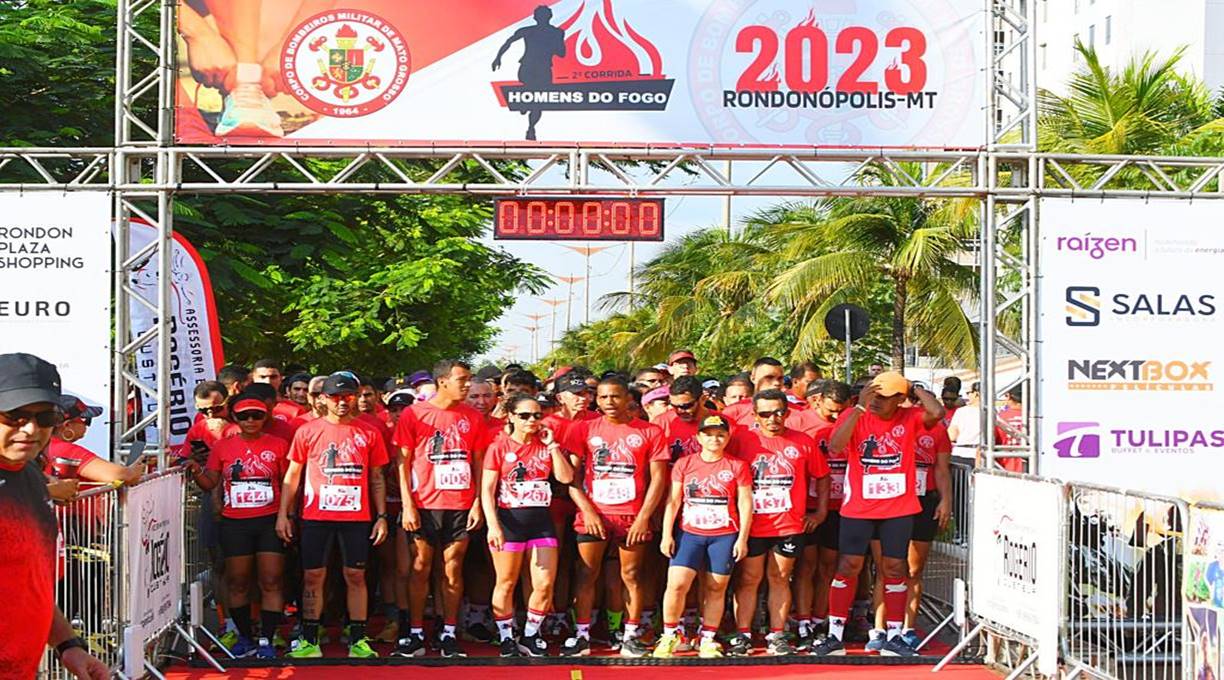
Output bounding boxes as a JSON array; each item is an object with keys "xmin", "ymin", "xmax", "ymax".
[
  {"xmin": 555, "ymin": 0, "xmax": 664, "ymax": 82},
  {"xmin": 761, "ymin": 63, "xmax": 782, "ymax": 88},
  {"xmin": 798, "ymin": 8, "xmax": 819, "ymax": 29}
]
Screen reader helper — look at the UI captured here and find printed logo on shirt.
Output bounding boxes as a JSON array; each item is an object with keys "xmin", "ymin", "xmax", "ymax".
[
  {"xmin": 669, "ymin": 436, "xmax": 699, "ymax": 462},
  {"xmin": 748, "ymin": 454, "xmax": 795, "ymax": 488},
  {"xmin": 424, "ymin": 429, "xmax": 472, "ymax": 465},
  {"xmin": 320, "ymin": 440, "xmax": 367, "ymax": 481},
  {"xmin": 588, "ymin": 436, "xmax": 638, "ymax": 476},
  {"xmin": 859, "ymin": 434, "xmax": 904, "ymax": 468},
  {"xmin": 918, "ymin": 434, "xmax": 935, "ymax": 450}
]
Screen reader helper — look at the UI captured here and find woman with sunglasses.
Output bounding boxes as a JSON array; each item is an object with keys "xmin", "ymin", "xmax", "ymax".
[
  {"xmin": 189, "ymin": 394, "xmax": 290, "ymax": 659},
  {"xmin": 481, "ymin": 394, "xmax": 575, "ymax": 657}
]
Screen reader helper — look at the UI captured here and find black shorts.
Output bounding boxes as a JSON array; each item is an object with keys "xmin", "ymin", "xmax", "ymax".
[
  {"xmin": 497, "ymin": 507, "xmax": 557, "ymax": 544},
  {"xmin": 747, "ymin": 534, "xmax": 803, "ymax": 559},
  {"xmin": 219, "ymin": 515, "xmax": 283, "ymax": 558},
  {"xmin": 409, "ymin": 509, "xmax": 469, "ymax": 547},
  {"xmin": 300, "ymin": 520, "xmax": 371, "ymax": 570},
  {"xmin": 911, "ymin": 492, "xmax": 942, "ymax": 542},
  {"xmin": 839, "ymin": 515, "xmax": 914, "ymax": 559},
  {"xmin": 814, "ymin": 510, "xmax": 841, "ymax": 551}
]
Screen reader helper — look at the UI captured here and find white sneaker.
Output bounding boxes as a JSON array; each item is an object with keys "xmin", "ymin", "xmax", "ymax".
[{"xmin": 215, "ymin": 83, "xmax": 284, "ymax": 137}]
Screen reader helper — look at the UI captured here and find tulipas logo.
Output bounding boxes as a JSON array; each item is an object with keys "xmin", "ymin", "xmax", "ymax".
[{"xmin": 1065, "ymin": 286, "xmax": 1216, "ymax": 327}]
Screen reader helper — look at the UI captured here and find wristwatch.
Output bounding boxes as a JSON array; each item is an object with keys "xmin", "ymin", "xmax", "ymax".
[
  {"xmin": 55, "ymin": 637, "xmax": 88, "ymax": 659},
  {"xmin": 854, "ymin": 404, "xmax": 867, "ymax": 413},
  {"xmin": 376, "ymin": 512, "xmax": 390, "ymax": 520}
]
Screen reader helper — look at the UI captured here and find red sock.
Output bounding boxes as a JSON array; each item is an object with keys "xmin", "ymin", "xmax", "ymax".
[
  {"xmin": 883, "ymin": 578, "xmax": 908, "ymax": 629},
  {"xmin": 828, "ymin": 573, "xmax": 858, "ymax": 619}
]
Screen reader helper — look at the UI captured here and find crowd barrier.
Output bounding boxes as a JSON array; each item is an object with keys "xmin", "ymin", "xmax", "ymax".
[{"xmin": 916, "ymin": 460, "xmax": 974, "ymax": 650}]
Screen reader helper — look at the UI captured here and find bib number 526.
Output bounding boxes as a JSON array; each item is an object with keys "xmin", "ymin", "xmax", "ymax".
[{"xmin": 735, "ymin": 24, "xmax": 927, "ymax": 94}]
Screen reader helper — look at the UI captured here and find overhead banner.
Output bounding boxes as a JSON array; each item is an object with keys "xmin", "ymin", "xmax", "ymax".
[
  {"xmin": 126, "ymin": 472, "xmax": 184, "ymax": 644},
  {"xmin": 970, "ymin": 473, "xmax": 1062, "ymax": 676},
  {"xmin": 175, "ymin": 0, "xmax": 987, "ymax": 149},
  {"xmin": 1038, "ymin": 198, "xmax": 1224, "ymax": 501},
  {"xmin": 0, "ymin": 194, "xmax": 111, "ymax": 457},
  {"xmin": 128, "ymin": 221, "xmax": 225, "ymax": 448}
]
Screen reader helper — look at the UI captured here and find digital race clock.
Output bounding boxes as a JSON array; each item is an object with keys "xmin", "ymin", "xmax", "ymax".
[{"xmin": 493, "ymin": 197, "xmax": 665, "ymax": 241}]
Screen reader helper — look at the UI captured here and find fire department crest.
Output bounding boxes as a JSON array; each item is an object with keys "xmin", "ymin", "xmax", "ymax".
[{"xmin": 282, "ymin": 11, "xmax": 410, "ymax": 118}]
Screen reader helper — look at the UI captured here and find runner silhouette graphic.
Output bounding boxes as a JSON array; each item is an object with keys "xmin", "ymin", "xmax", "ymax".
[{"xmin": 492, "ymin": 5, "xmax": 566, "ymax": 140}]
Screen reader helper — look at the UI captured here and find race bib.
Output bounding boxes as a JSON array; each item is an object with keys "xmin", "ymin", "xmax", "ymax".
[
  {"xmin": 319, "ymin": 484, "xmax": 362, "ymax": 512},
  {"xmin": 829, "ymin": 472, "xmax": 846, "ymax": 501},
  {"xmin": 230, "ymin": 480, "xmax": 274, "ymax": 509},
  {"xmin": 683, "ymin": 503, "xmax": 730, "ymax": 530},
  {"xmin": 862, "ymin": 473, "xmax": 906, "ymax": 500},
  {"xmin": 752, "ymin": 486, "xmax": 792, "ymax": 514},
  {"xmin": 591, "ymin": 477, "xmax": 636, "ymax": 505},
  {"xmin": 915, "ymin": 468, "xmax": 929, "ymax": 497},
  {"xmin": 501, "ymin": 480, "xmax": 552, "ymax": 508},
  {"xmin": 436, "ymin": 460, "xmax": 472, "ymax": 491}
]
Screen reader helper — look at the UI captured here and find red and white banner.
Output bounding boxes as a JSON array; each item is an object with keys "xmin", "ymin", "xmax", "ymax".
[
  {"xmin": 128, "ymin": 221, "xmax": 225, "ymax": 447},
  {"xmin": 175, "ymin": 0, "xmax": 987, "ymax": 149}
]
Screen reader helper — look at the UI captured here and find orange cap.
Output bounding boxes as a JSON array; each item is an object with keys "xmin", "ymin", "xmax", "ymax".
[{"xmin": 872, "ymin": 371, "xmax": 910, "ymax": 397}]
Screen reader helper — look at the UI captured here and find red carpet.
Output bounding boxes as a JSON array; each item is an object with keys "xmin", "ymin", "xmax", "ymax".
[{"xmin": 167, "ymin": 665, "xmax": 998, "ymax": 679}]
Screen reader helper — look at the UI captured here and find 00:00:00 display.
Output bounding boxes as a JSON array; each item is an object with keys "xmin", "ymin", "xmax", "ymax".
[{"xmin": 496, "ymin": 200, "xmax": 662, "ymax": 237}]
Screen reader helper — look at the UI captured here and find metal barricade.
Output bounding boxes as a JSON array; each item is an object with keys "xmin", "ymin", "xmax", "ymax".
[
  {"xmin": 39, "ymin": 483, "xmax": 125, "ymax": 680},
  {"xmin": 1063, "ymin": 482, "xmax": 1187, "ymax": 680},
  {"xmin": 921, "ymin": 460, "xmax": 974, "ymax": 645}
]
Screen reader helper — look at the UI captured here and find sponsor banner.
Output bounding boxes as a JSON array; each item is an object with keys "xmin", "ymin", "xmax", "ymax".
[
  {"xmin": 128, "ymin": 221, "xmax": 225, "ymax": 448},
  {"xmin": 970, "ymin": 473, "xmax": 1062, "ymax": 676},
  {"xmin": 126, "ymin": 472, "xmax": 184, "ymax": 642},
  {"xmin": 0, "ymin": 194, "xmax": 111, "ymax": 457},
  {"xmin": 1185, "ymin": 505, "xmax": 1224, "ymax": 680},
  {"xmin": 1038, "ymin": 198, "xmax": 1224, "ymax": 501},
  {"xmin": 175, "ymin": 0, "xmax": 987, "ymax": 149}
]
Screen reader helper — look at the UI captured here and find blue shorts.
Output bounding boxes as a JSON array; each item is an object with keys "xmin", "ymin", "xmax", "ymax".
[{"xmin": 671, "ymin": 530, "xmax": 737, "ymax": 576}]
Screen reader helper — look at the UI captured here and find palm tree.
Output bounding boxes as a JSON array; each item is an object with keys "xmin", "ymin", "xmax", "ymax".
[{"xmin": 751, "ymin": 162, "xmax": 979, "ymax": 370}]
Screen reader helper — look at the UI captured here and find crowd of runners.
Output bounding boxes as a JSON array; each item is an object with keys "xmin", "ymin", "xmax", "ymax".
[{"xmin": 46, "ymin": 352, "xmax": 982, "ymax": 662}]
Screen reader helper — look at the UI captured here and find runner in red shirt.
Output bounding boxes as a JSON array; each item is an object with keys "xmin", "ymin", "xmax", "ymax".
[
  {"xmin": 44, "ymin": 396, "xmax": 142, "ymax": 486},
  {"xmin": 894, "ymin": 416, "xmax": 952, "ymax": 648},
  {"xmin": 179, "ymin": 381, "xmax": 238, "ymax": 462},
  {"xmin": 481, "ymin": 394, "xmax": 576, "ymax": 657},
  {"xmin": 654, "ymin": 376, "xmax": 716, "ymax": 465},
  {"xmin": 724, "ymin": 389, "xmax": 829, "ymax": 656},
  {"xmin": 391, "ymin": 360, "xmax": 490, "ymax": 659},
  {"xmin": 186, "ymin": 396, "xmax": 289, "ymax": 659},
  {"xmin": 791, "ymin": 380, "xmax": 850, "ymax": 650},
  {"xmin": 373, "ymin": 389, "xmax": 415, "ymax": 645},
  {"xmin": 252, "ymin": 359, "xmax": 306, "ymax": 423},
  {"xmin": 653, "ymin": 415, "xmax": 752, "ymax": 659},
  {"xmin": 721, "ymin": 376, "xmax": 753, "ymax": 410},
  {"xmin": 560, "ymin": 375, "xmax": 669, "ymax": 658},
  {"xmin": 276, "ymin": 372, "xmax": 390, "ymax": 660},
  {"xmin": 245, "ymin": 383, "xmax": 299, "ymax": 441},
  {"xmin": 721, "ymin": 357, "xmax": 787, "ymax": 427},
  {"xmin": 812, "ymin": 372, "xmax": 944, "ymax": 658}
]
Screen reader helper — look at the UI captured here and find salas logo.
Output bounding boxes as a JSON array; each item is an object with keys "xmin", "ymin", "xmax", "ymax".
[
  {"xmin": 1054, "ymin": 421, "xmax": 1224, "ymax": 457},
  {"xmin": 1066, "ymin": 359, "xmax": 1213, "ymax": 392},
  {"xmin": 282, "ymin": 11, "xmax": 411, "ymax": 117},
  {"xmin": 491, "ymin": 2, "xmax": 675, "ymax": 140},
  {"xmin": 1055, "ymin": 233, "xmax": 1139, "ymax": 260},
  {"xmin": 1064, "ymin": 286, "xmax": 1216, "ymax": 327}
]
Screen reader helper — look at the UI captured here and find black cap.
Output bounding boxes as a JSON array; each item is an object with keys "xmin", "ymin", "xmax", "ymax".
[
  {"xmin": 475, "ymin": 365, "xmax": 502, "ymax": 383},
  {"xmin": 536, "ymin": 393, "xmax": 557, "ymax": 408},
  {"xmin": 387, "ymin": 390, "xmax": 415, "ymax": 408},
  {"xmin": 0, "ymin": 353, "xmax": 62, "ymax": 411},
  {"xmin": 556, "ymin": 374, "xmax": 589, "ymax": 394},
  {"xmin": 59, "ymin": 395, "xmax": 103, "ymax": 422},
  {"xmin": 323, "ymin": 372, "xmax": 360, "ymax": 395}
]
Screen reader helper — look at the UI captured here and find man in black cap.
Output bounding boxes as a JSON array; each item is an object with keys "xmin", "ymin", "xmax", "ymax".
[{"xmin": 0, "ymin": 353, "xmax": 108, "ymax": 678}]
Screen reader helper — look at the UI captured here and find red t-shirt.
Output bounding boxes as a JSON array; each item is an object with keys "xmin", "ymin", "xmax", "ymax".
[
  {"xmin": 803, "ymin": 416, "xmax": 843, "ymax": 511},
  {"xmin": 393, "ymin": 401, "xmax": 490, "ymax": 511},
  {"xmin": 483, "ymin": 433, "xmax": 557, "ymax": 510},
  {"xmin": 178, "ymin": 418, "xmax": 239, "ymax": 459},
  {"xmin": 728, "ymin": 428, "xmax": 829, "ymax": 537},
  {"xmin": 273, "ymin": 399, "xmax": 308, "ymax": 423},
  {"xmin": 563, "ymin": 417, "xmax": 668, "ymax": 518},
  {"xmin": 357, "ymin": 412, "xmax": 393, "ymax": 446},
  {"xmin": 654, "ymin": 410, "xmax": 706, "ymax": 465},
  {"xmin": 0, "ymin": 461, "xmax": 57, "ymax": 678},
  {"xmin": 671, "ymin": 453, "xmax": 751, "ymax": 536},
  {"xmin": 206, "ymin": 434, "xmax": 289, "ymax": 519},
  {"xmin": 721, "ymin": 400, "xmax": 755, "ymax": 428},
  {"xmin": 264, "ymin": 416, "xmax": 298, "ymax": 442},
  {"xmin": 44, "ymin": 438, "xmax": 101, "ymax": 480},
  {"xmin": 786, "ymin": 408, "xmax": 830, "ymax": 437},
  {"xmin": 289, "ymin": 417, "xmax": 389, "ymax": 522},
  {"xmin": 914, "ymin": 422, "xmax": 951, "ymax": 494},
  {"xmin": 841, "ymin": 406, "xmax": 927, "ymax": 520}
]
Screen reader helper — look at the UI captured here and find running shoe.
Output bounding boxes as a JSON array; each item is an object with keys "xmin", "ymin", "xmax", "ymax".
[
  {"xmin": 865, "ymin": 629, "xmax": 886, "ymax": 653},
  {"xmin": 499, "ymin": 638, "xmax": 520, "ymax": 657},
  {"xmin": 272, "ymin": 633, "xmax": 287, "ymax": 649},
  {"xmin": 795, "ymin": 630, "xmax": 815, "ymax": 652},
  {"xmin": 605, "ymin": 626, "xmax": 623, "ymax": 652},
  {"xmin": 374, "ymin": 620, "xmax": 399, "ymax": 643},
  {"xmin": 286, "ymin": 638, "xmax": 322, "ymax": 659},
  {"xmin": 620, "ymin": 635, "xmax": 651, "ymax": 658},
  {"xmin": 517, "ymin": 634, "xmax": 549, "ymax": 657},
  {"xmin": 229, "ymin": 636, "xmax": 257, "ymax": 658},
  {"xmin": 439, "ymin": 635, "xmax": 467, "ymax": 658},
  {"xmin": 465, "ymin": 622, "xmax": 494, "ymax": 644},
  {"xmin": 725, "ymin": 632, "xmax": 752, "ymax": 657},
  {"xmin": 214, "ymin": 83, "xmax": 285, "ymax": 138},
  {"xmin": 392, "ymin": 635, "xmax": 426, "ymax": 658},
  {"xmin": 698, "ymin": 638, "xmax": 723, "ymax": 658},
  {"xmin": 255, "ymin": 638, "xmax": 276, "ymax": 660},
  {"xmin": 560, "ymin": 636, "xmax": 591, "ymax": 657},
  {"xmin": 766, "ymin": 632, "xmax": 796, "ymax": 656},
  {"xmin": 652, "ymin": 632, "xmax": 680, "ymax": 658},
  {"xmin": 901, "ymin": 629, "xmax": 923, "ymax": 650},
  {"xmin": 808, "ymin": 634, "xmax": 846, "ymax": 657},
  {"xmin": 218, "ymin": 629, "xmax": 238, "ymax": 651},
  {"xmin": 348, "ymin": 637, "xmax": 378, "ymax": 659},
  {"xmin": 880, "ymin": 636, "xmax": 920, "ymax": 658},
  {"xmin": 674, "ymin": 630, "xmax": 693, "ymax": 652}
]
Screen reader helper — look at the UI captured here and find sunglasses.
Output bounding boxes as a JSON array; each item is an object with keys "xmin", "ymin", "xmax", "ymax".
[
  {"xmin": 755, "ymin": 409, "xmax": 787, "ymax": 419},
  {"xmin": 233, "ymin": 411, "xmax": 266, "ymax": 422},
  {"xmin": 669, "ymin": 400, "xmax": 697, "ymax": 410},
  {"xmin": 198, "ymin": 406, "xmax": 226, "ymax": 417},
  {"xmin": 0, "ymin": 408, "xmax": 65, "ymax": 428},
  {"xmin": 514, "ymin": 412, "xmax": 544, "ymax": 421}
]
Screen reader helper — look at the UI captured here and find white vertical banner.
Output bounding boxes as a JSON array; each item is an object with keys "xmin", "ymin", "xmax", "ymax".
[
  {"xmin": 970, "ymin": 472, "xmax": 1062, "ymax": 676},
  {"xmin": 1037, "ymin": 198, "xmax": 1224, "ymax": 501},
  {"xmin": 127, "ymin": 220, "xmax": 226, "ymax": 447},
  {"xmin": 0, "ymin": 193, "xmax": 111, "ymax": 455},
  {"xmin": 126, "ymin": 472, "xmax": 184, "ymax": 643}
]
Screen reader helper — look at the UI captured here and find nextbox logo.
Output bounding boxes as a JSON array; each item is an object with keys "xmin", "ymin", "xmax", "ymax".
[
  {"xmin": 1053, "ymin": 421, "xmax": 1100, "ymax": 458},
  {"xmin": 1064, "ymin": 286, "xmax": 1216, "ymax": 327},
  {"xmin": 1055, "ymin": 233, "xmax": 1138, "ymax": 260},
  {"xmin": 1066, "ymin": 359, "xmax": 1213, "ymax": 392}
]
